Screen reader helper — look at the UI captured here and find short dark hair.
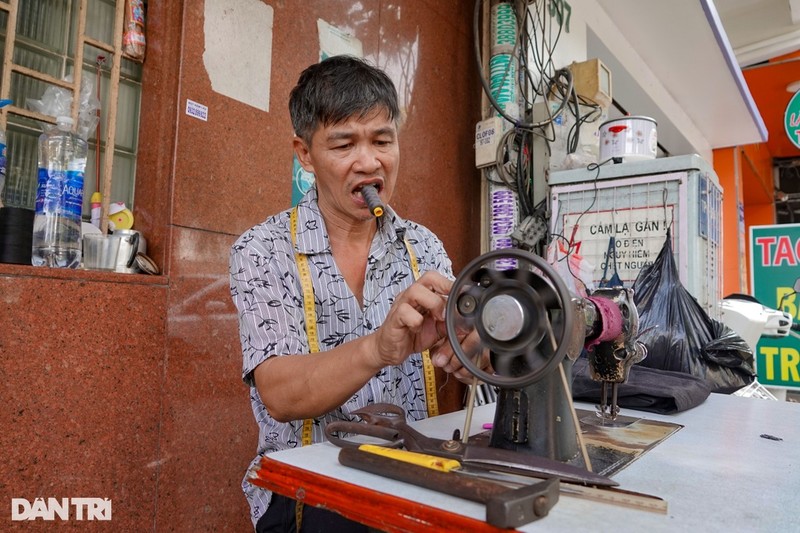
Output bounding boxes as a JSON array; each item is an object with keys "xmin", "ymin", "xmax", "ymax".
[{"xmin": 289, "ymin": 55, "xmax": 400, "ymax": 144}]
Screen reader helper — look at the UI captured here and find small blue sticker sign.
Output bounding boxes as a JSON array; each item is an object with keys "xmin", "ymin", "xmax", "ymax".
[{"xmin": 186, "ymin": 99, "xmax": 208, "ymax": 122}]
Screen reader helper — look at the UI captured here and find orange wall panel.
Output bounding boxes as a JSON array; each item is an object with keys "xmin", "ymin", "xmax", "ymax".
[
  {"xmin": 713, "ymin": 147, "xmax": 744, "ymax": 295},
  {"xmin": 714, "ymin": 140, "xmax": 776, "ymax": 296}
]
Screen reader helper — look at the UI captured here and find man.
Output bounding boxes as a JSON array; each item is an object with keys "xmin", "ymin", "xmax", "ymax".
[{"xmin": 230, "ymin": 55, "xmax": 482, "ymax": 532}]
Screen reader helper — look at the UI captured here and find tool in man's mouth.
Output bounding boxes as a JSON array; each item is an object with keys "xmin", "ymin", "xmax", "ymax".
[{"xmin": 360, "ymin": 184, "xmax": 384, "ymax": 217}]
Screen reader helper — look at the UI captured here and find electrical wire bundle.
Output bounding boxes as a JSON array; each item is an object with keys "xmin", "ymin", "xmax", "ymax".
[{"xmin": 474, "ymin": 0, "xmax": 603, "ymax": 252}]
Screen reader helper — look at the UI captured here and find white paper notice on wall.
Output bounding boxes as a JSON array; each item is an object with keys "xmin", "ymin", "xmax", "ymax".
[
  {"xmin": 203, "ymin": 0, "xmax": 273, "ymax": 112},
  {"xmin": 317, "ymin": 19, "xmax": 363, "ymax": 60}
]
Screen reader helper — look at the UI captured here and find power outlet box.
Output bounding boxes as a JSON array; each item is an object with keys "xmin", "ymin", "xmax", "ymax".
[
  {"xmin": 568, "ymin": 58, "xmax": 612, "ymax": 108},
  {"xmin": 475, "ymin": 116, "xmax": 509, "ymax": 168}
]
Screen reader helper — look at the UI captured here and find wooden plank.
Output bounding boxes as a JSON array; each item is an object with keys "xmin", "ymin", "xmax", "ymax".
[
  {"xmin": 5, "ymin": 105, "xmax": 56, "ymax": 124},
  {"xmin": 69, "ymin": 0, "xmax": 88, "ymax": 123},
  {"xmin": 98, "ymin": 0, "xmax": 127, "ymax": 235},
  {"xmin": 0, "ymin": 0, "xmax": 17, "ymax": 130},
  {"xmin": 249, "ymin": 456, "xmax": 519, "ymax": 533},
  {"xmin": 11, "ymin": 64, "xmax": 74, "ymax": 89},
  {"xmin": 83, "ymin": 36, "xmax": 115, "ymax": 54}
]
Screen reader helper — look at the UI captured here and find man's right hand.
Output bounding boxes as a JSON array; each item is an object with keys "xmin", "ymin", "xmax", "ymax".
[{"xmin": 370, "ymin": 271, "xmax": 453, "ymax": 368}]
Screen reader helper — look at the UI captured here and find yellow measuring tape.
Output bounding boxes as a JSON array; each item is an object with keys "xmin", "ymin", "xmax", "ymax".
[
  {"xmin": 290, "ymin": 208, "xmax": 317, "ymax": 449},
  {"xmin": 403, "ymin": 239, "xmax": 439, "ymax": 418},
  {"xmin": 290, "ymin": 208, "xmax": 316, "ymax": 529}
]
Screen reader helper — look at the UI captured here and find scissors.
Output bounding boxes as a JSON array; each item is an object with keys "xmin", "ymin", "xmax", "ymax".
[{"xmin": 325, "ymin": 402, "xmax": 617, "ymax": 487}]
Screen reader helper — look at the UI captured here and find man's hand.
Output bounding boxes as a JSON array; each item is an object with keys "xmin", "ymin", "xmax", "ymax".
[
  {"xmin": 431, "ymin": 327, "xmax": 493, "ymax": 383},
  {"xmin": 370, "ymin": 270, "xmax": 493, "ymax": 383},
  {"xmin": 371, "ymin": 271, "xmax": 452, "ymax": 368}
]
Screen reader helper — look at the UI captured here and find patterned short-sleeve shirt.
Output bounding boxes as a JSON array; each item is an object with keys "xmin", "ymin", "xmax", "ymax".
[{"xmin": 229, "ymin": 186, "xmax": 453, "ymax": 527}]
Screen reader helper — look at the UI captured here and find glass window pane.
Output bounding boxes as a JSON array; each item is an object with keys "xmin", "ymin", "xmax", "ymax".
[
  {"xmin": 84, "ymin": 0, "xmax": 115, "ymax": 46},
  {"xmin": 120, "ymin": 56, "xmax": 142, "ymax": 79},
  {"xmin": 0, "ymin": 11, "xmax": 7, "ymax": 84},
  {"xmin": 82, "ymin": 148, "xmax": 136, "ymax": 214},
  {"xmin": 3, "ymin": 125, "xmax": 40, "ymax": 208},
  {"xmin": 17, "ymin": 0, "xmax": 70, "ymax": 55},
  {"xmin": 79, "ymin": 70, "xmax": 140, "ymax": 150},
  {"xmin": 10, "ymin": 72, "xmax": 59, "ymax": 115},
  {"xmin": 13, "ymin": 43, "xmax": 63, "ymax": 78},
  {"xmin": 110, "ymin": 152, "xmax": 135, "ymax": 208},
  {"xmin": 115, "ymin": 80, "xmax": 140, "ymax": 151}
]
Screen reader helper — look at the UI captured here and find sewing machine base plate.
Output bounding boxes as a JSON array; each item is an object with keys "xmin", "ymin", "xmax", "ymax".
[{"xmin": 472, "ymin": 409, "xmax": 682, "ymax": 477}]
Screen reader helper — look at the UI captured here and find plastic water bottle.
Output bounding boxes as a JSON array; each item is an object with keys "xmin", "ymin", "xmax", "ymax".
[{"xmin": 31, "ymin": 116, "xmax": 87, "ymax": 268}]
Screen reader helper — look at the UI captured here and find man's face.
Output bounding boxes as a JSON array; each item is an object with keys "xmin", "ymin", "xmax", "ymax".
[{"xmin": 294, "ymin": 108, "xmax": 399, "ymax": 225}]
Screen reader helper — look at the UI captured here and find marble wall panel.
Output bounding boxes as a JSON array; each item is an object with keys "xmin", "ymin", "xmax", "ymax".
[
  {"xmin": 377, "ymin": 1, "xmax": 483, "ymax": 273},
  {"xmin": 154, "ymin": 226, "xmax": 254, "ymax": 531},
  {"xmin": 132, "ymin": 0, "xmax": 184, "ymax": 277},
  {"xmin": 169, "ymin": 0, "xmax": 481, "ymax": 263},
  {"xmin": 0, "ymin": 268, "xmax": 168, "ymax": 530}
]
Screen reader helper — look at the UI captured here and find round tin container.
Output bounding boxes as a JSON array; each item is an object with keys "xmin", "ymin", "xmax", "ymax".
[{"xmin": 599, "ymin": 116, "xmax": 658, "ymax": 162}]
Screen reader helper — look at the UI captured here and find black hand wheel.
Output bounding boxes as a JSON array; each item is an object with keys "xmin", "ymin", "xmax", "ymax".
[{"xmin": 445, "ymin": 248, "xmax": 575, "ymax": 388}]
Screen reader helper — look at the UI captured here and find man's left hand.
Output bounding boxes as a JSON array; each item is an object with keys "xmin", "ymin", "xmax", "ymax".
[{"xmin": 431, "ymin": 327, "xmax": 493, "ymax": 383}]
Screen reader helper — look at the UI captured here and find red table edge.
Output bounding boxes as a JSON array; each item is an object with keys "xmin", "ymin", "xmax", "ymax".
[{"xmin": 249, "ymin": 455, "xmax": 520, "ymax": 532}]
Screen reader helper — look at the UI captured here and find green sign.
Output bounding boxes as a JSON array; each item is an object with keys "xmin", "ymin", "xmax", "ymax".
[
  {"xmin": 785, "ymin": 90, "xmax": 800, "ymax": 149},
  {"xmin": 750, "ymin": 224, "xmax": 800, "ymax": 389}
]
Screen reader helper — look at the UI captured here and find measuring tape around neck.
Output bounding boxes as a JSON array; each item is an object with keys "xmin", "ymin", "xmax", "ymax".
[
  {"xmin": 290, "ymin": 207, "xmax": 439, "ymax": 428},
  {"xmin": 291, "ymin": 208, "xmax": 318, "ymax": 449},
  {"xmin": 403, "ymin": 239, "xmax": 439, "ymax": 418}
]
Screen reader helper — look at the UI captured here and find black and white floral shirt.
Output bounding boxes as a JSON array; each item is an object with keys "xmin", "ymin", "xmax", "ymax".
[{"xmin": 229, "ymin": 186, "xmax": 453, "ymax": 527}]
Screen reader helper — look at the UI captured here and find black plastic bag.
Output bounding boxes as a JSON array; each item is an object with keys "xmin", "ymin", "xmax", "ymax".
[{"xmin": 632, "ymin": 230, "xmax": 754, "ymax": 393}]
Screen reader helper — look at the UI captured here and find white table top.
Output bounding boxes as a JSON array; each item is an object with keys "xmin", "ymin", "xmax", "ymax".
[{"xmin": 268, "ymin": 393, "xmax": 800, "ymax": 532}]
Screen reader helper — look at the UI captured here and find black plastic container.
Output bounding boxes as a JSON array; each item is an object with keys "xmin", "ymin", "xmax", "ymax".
[{"xmin": 0, "ymin": 207, "xmax": 35, "ymax": 265}]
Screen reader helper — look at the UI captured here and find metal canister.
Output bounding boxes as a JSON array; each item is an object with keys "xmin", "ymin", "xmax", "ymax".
[{"xmin": 112, "ymin": 229, "xmax": 146, "ymax": 273}]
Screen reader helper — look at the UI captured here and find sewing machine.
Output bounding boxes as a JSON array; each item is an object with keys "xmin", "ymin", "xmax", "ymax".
[{"xmin": 445, "ymin": 248, "xmax": 647, "ymax": 462}]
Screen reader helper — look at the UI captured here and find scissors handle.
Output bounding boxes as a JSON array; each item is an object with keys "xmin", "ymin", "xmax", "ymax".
[
  {"xmin": 353, "ymin": 403, "xmax": 465, "ymax": 459},
  {"xmin": 325, "ymin": 420, "xmax": 404, "ymax": 449}
]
